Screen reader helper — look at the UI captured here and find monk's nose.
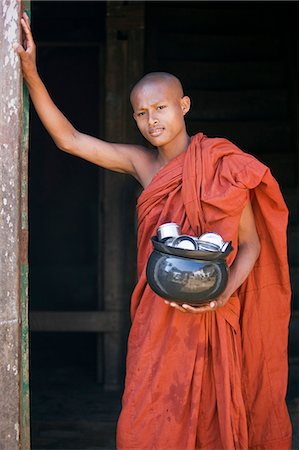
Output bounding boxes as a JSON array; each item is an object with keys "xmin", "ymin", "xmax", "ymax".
[{"xmin": 148, "ymin": 114, "xmax": 158, "ymax": 126}]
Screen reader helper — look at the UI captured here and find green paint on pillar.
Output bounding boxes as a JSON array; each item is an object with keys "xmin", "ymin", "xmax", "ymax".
[
  {"xmin": 20, "ymin": 1, "xmax": 31, "ymax": 447},
  {"xmin": 21, "ymin": 263, "xmax": 30, "ymax": 445}
]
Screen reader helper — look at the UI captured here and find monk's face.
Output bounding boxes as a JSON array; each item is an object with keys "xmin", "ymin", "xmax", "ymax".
[{"xmin": 131, "ymin": 79, "xmax": 190, "ymax": 149}]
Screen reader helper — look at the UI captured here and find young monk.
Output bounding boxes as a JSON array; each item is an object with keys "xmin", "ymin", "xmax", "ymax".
[{"xmin": 15, "ymin": 12, "xmax": 292, "ymax": 450}]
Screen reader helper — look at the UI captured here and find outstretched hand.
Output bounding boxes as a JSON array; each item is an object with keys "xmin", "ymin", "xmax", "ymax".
[
  {"xmin": 164, "ymin": 295, "xmax": 229, "ymax": 314},
  {"xmin": 13, "ymin": 12, "xmax": 37, "ymax": 81}
]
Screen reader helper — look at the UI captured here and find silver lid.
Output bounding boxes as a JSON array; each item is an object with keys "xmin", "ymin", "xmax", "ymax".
[
  {"xmin": 198, "ymin": 232, "xmax": 224, "ymax": 249},
  {"xmin": 157, "ymin": 222, "xmax": 181, "ymax": 240}
]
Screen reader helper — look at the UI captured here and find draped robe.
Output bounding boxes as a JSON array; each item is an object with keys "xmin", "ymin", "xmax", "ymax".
[{"xmin": 116, "ymin": 133, "xmax": 292, "ymax": 450}]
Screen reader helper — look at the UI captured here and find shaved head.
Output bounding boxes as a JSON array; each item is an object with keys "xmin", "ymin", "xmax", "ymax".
[
  {"xmin": 130, "ymin": 71, "xmax": 191, "ymax": 150},
  {"xmin": 130, "ymin": 72, "xmax": 184, "ymax": 106}
]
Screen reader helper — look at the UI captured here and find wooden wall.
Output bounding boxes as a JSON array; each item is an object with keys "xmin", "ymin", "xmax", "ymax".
[
  {"xmin": 103, "ymin": 1, "xmax": 144, "ymax": 388},
  {"xmin": 145, "ymin": 2, "xmax": 297, "ymax": 186}
]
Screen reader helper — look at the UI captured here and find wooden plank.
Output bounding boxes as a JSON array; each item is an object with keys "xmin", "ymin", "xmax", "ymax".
[
  {"xmin": 103, "ymin": 1, "xmax": 144, "ymax": 389},
  {"xmin": 157, "ymin": 32, "xmax": 283, "ymax": 62},
  {"xmin": 188, "ymin": 88, "xmax": 288, "ymax": 121},
  {"xmin": 30, "ymin": 264, "xmax": 98, "ymax": 311},
  {"xmin": 288, "ymin": 226, "xmax": 299, "ymax": 266},
  {"xmin": 289, "ymin": 311, "xmax": 299, "ymax": 358},
  {"xmin": 31, "ymin": 1, "xmax": 106, "ymax": 43},
  {"xmin": 288, "ymin": 363, "xmax": 299, "ymax": 399},
  {"xmin": 256, "ymin": 152, "xmax": 297, "ymax": 188},
  {"xmin": 186, "ymin": 120, "xmax": 292, "ymax": 156},
  {"xmin": 290, "ymin": 268, "xmax": 299, "ymax": 310},
  {"xmin": 282, "ymin": 188, "xmax": 299, "ymax": 224},
  {"xmin": 145, "ymin": 3, "xmax": 295, "ymax": 35},
  {"xmin": 30, "ymin": 311, "xmax": 120, "ymax": 332},
  {"xmin": 151, "ymin": 60, "xmax": 286, "ymax": 90}
]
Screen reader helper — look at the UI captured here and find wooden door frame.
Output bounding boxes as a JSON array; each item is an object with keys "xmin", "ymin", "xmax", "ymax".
[{"xmin": 103, "ymin": 0, "xmax": 145, "ymax": 389}]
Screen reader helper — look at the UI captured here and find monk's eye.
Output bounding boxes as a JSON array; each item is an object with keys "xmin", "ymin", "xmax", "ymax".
[
  {"xmin": 137, "ymin": 111, "xmax": 145, "ymax": 117},
  {"xmin": 157, "ymin": 105, "xmax": 166, "ymax": 110}
]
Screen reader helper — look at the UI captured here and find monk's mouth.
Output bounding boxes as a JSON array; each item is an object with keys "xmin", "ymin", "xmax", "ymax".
[{"xmin": 149, "ymin": 128, "xmax": 164, "ymax": 137}]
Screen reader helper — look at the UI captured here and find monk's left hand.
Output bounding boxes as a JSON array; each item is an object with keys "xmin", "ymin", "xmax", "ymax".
[{"xmin": 164, "ymin": 295, "xmax": 229, "ymax": 314}]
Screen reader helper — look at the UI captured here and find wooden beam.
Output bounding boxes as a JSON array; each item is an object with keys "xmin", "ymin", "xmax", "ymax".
[
  {"xmin": 0, "ymin": 0, "xmax": 30, "ymax": 448},
  {"xmin": 103, "ymin": 1, "xmax": 144, "ymax": 389},
  {"xmin": 30, "ymin": 311, "xmax": 120, "ymax": 332}
]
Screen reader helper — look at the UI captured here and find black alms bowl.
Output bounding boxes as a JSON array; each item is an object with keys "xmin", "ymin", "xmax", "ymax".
[{"xmin": 146, "ymin": 237, "xmax": 233, "ymax": 305}]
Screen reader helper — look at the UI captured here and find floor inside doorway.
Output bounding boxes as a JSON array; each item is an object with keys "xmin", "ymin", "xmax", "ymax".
[
  {"xmin": 31, "ymin": 367, "xmax": 122, "ymax": 450},
  {"xmin": 31, "ymin": 367, "xmax": 299, "ymax": 450}
]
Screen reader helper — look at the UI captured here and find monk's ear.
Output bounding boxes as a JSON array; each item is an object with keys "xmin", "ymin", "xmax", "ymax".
[
  {"xmin": 133, "ymin": 112, "xmax": 138, "ymax": 122},
  {"xmin": 181, "ymin": 96, "xmax": 191, "ymax": 116}
]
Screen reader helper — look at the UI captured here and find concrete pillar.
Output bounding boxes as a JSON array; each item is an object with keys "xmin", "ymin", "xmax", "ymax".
[{"xmin": 0, "ymin": 0, "xmax": 30, "ymax": 448}]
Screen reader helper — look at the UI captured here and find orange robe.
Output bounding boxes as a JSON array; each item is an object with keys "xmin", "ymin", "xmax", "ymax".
[{"xmin": 116, "ymin": 133, "xmax": 292, "ymax": 450}]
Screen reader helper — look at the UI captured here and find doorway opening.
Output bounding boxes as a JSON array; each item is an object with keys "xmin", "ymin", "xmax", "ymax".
[{"xmin": 29, "ymin": 2, "xmax": 121, "ymax": 449}]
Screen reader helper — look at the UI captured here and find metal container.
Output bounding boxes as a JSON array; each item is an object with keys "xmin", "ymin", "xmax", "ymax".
[
  {"xmin": 197, "ymin": 240, "xmax": 221, "ymax": 252},
  {"xmin": 157, "ymin": 222, "xmax": 181, "ymax": 241},
  {"xmin": 171, "ymin": 235, "xmax": 198, "ymax": 250},
  {"xmin": 198, "ymin": 232, "xmax": 224, "ymax": 249}
]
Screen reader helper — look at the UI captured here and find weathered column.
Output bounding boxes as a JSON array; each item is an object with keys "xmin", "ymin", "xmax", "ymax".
[{"xmin": 0, "ymin": 0, "xmax": 30, "ymax": 448}]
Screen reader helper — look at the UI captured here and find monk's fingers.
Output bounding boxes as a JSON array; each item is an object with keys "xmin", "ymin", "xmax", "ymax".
[
  {"xmin": 22, "ymin": 12, "xmax": 32, "ymax": 31},
  {"xmin": 164, "ymin": 299, "xmax": 224, "ymax": 314},
  {"xmin": 13, "ymin": 42, "xmax": 26, "ymax": 56},
  {"xmin": 20, "ymin": 17, "xmax": 35, "ymax": 49},
  {"xmin": 20, "ymin": 17, "xmax": 30, "ymax": 36},
  {"xmin": 170, "ymin": 302, "xmax": 188, "ymax": 313},
  {"xmin": 182, "ymin": 303, "xmax": 212, "ymax": 314},
  {"xmin": 23, "ymin": 12, "xmax": 31, "ymax": 24},
  {"xmin": 209, "ymin": 300, "xmax": 217, "ymax": 309},
  {"xmin": 165, "ymin": 301, "xmax": 188, "ymax": 313},
  {"xmin": 209, "ymin": 298, "xmax": 228, "ymax": 310}
]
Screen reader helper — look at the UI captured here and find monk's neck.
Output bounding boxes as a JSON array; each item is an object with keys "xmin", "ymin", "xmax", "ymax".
[{"xmin": 157, "ymin": 132, "xmax": 190, "ymax": 166}]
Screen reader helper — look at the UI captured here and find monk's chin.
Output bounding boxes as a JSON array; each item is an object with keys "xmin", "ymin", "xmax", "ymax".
[{"xmin": 146, "ymin": 135, "xmax": 170, "ymax": 149}]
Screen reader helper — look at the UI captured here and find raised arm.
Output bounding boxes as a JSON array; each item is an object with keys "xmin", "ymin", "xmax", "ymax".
[{"xmin": 13, "ymin": 12, "xmax": 149, "ymax": 180}]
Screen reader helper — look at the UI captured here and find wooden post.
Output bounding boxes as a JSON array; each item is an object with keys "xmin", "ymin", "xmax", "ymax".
[
  {"xmin": 102, "ymin": 1, "xmax": 144, "ymax": 389},
  {"xmin": 0, "ymin": 0, "xmax": 30, "ymax": 448}
]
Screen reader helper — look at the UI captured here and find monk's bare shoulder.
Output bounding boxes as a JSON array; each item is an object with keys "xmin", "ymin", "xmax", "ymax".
[{"xmin": 128, "ymin": 144, "xmax": 159, "ymax": 188}]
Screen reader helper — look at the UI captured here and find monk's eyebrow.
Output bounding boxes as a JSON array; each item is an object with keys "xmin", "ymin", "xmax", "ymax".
[{"xmin": 137, "ymin": 100, "xmax": 167, "ymax": 111}]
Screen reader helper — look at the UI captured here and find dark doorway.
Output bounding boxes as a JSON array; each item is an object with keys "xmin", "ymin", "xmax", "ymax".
[{"xmin": 29, "ymin": 2, "xmax": 121, "ymax": 449}]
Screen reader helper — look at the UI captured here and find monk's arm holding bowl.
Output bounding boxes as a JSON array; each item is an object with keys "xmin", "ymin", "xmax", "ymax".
[{"xmin": 165, "ymin": 196, "xmax": 261, "ymax": 314}]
